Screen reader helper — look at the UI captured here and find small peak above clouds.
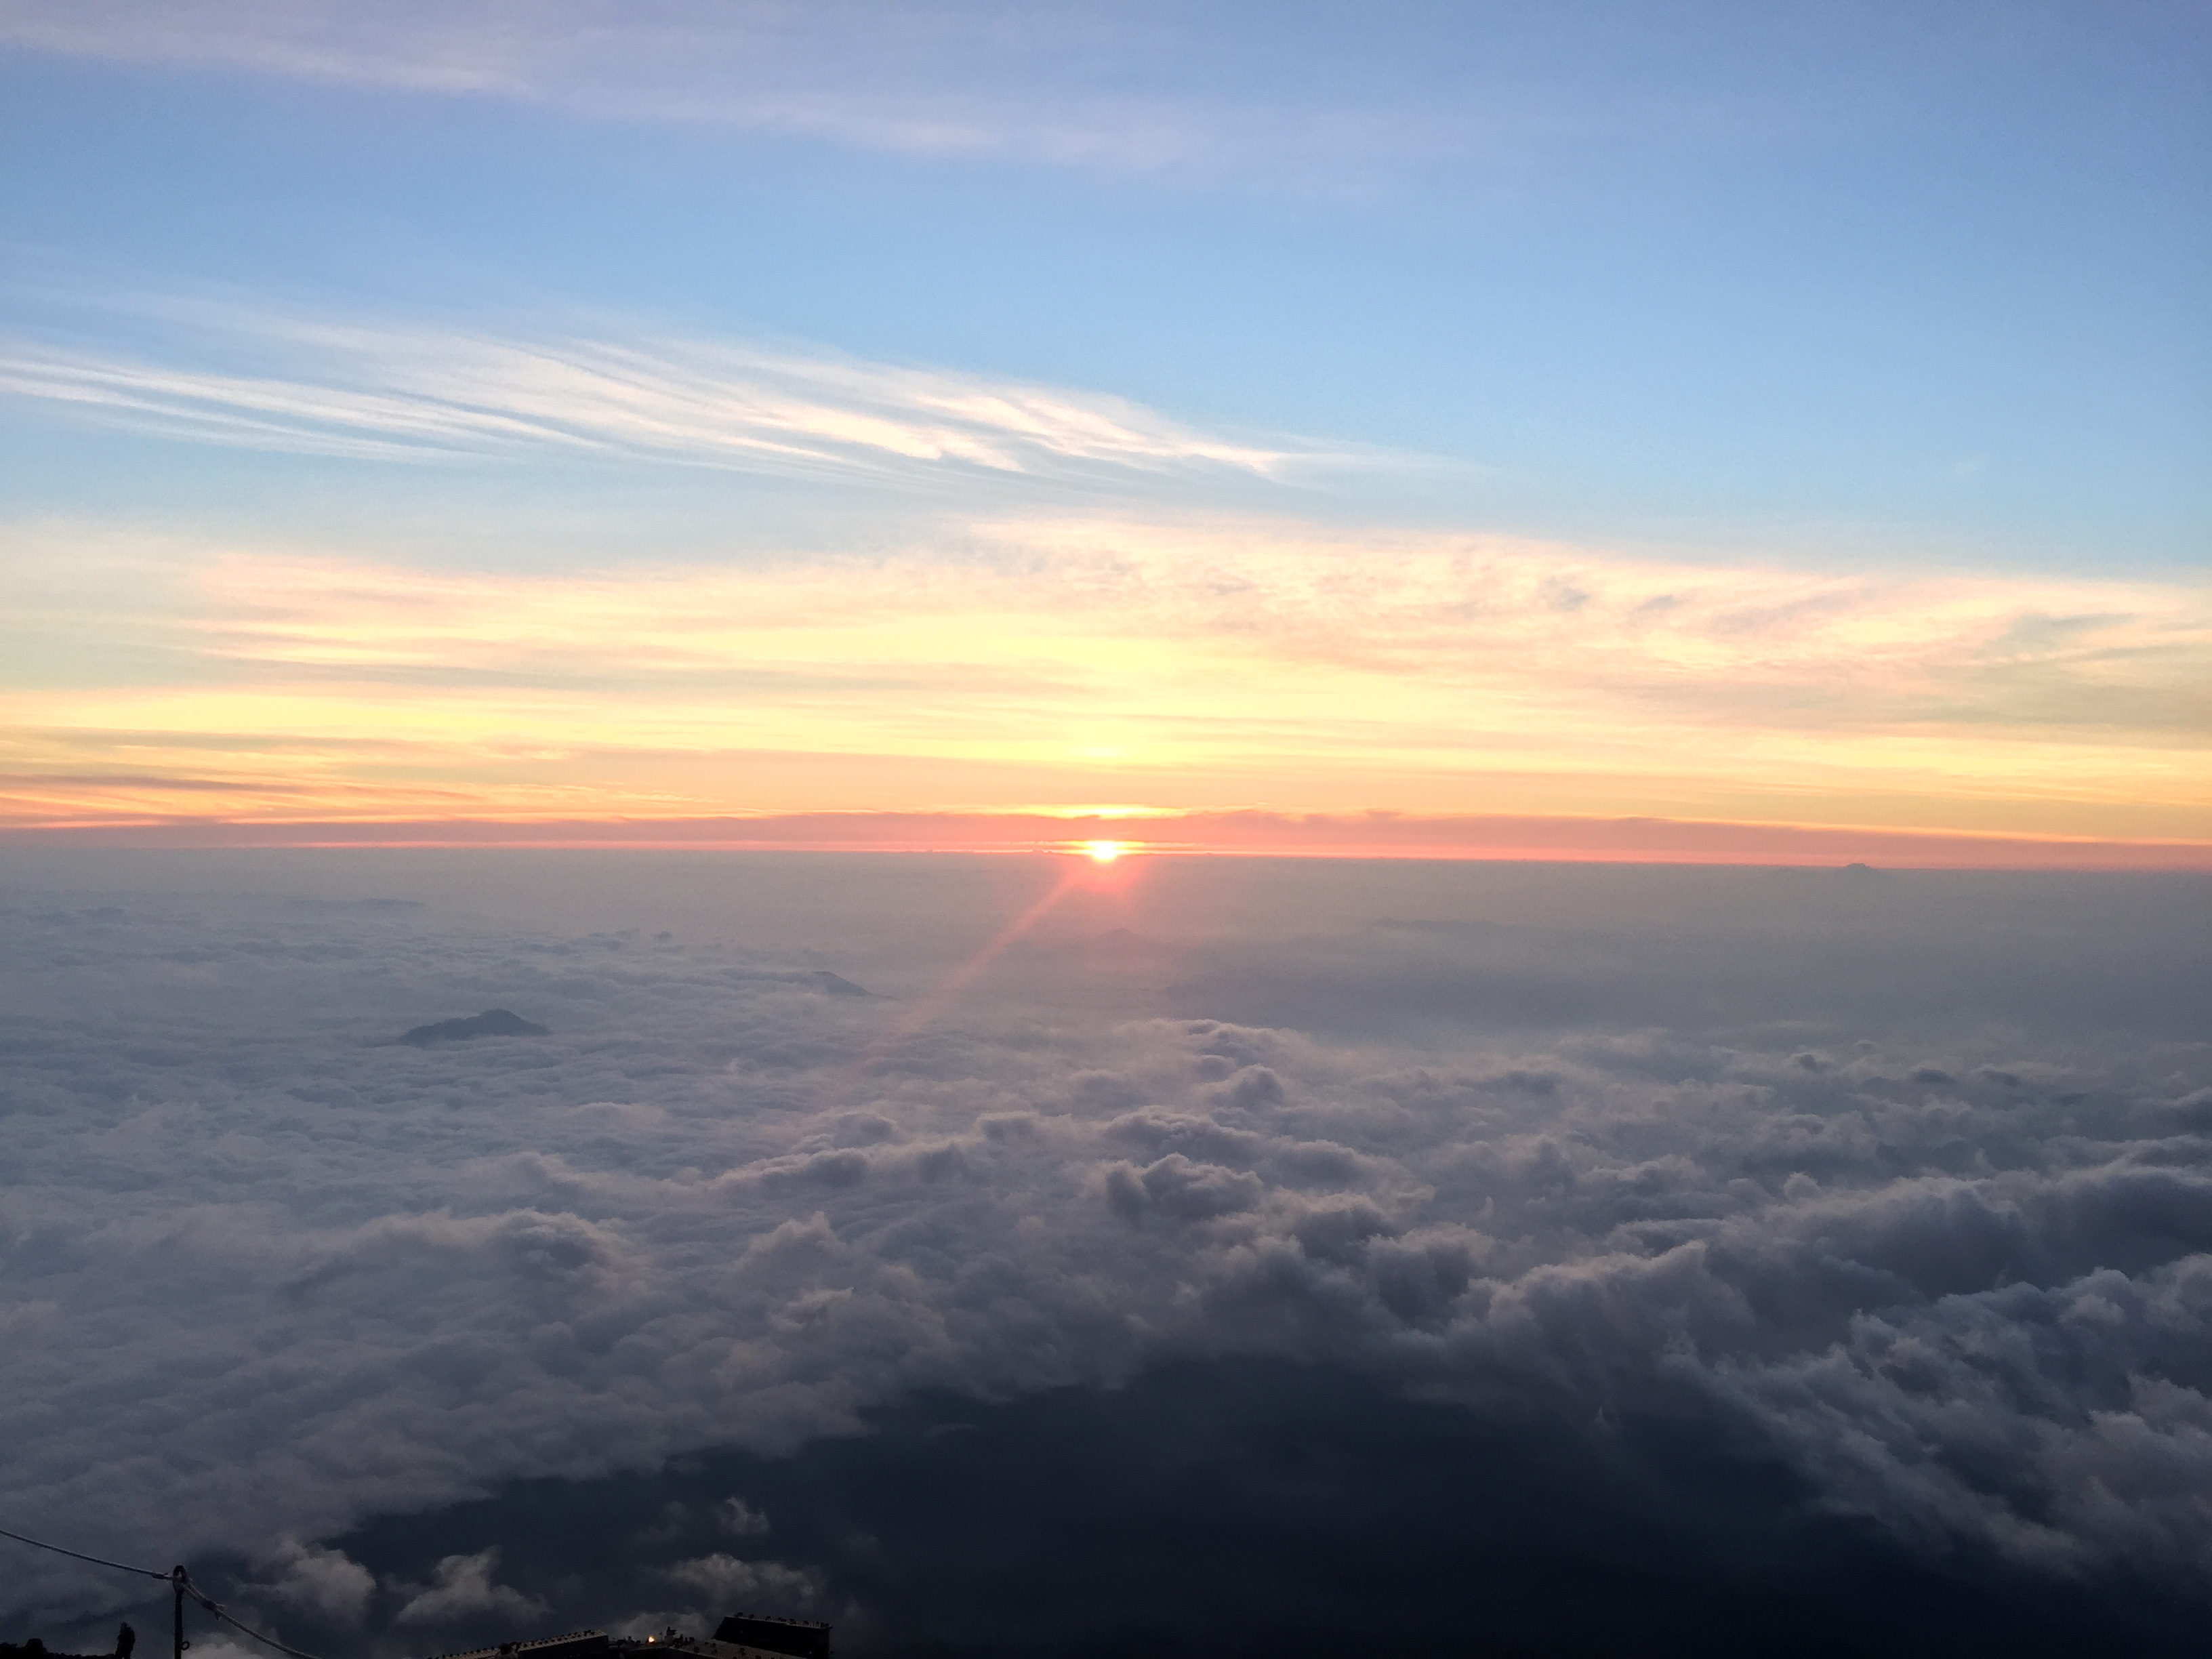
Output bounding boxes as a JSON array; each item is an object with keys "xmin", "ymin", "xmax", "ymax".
[
  {"xmin": 399, "ymin": 1008, "xmax": 550, "ymax": 1046},
  {"xmin": 796, "ymin": 972, "xmax": 876, "ymax": 998}
]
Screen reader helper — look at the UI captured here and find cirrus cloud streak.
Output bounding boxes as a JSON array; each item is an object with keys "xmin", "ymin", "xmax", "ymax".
[{"xmin": 0, "ymin": 314, "xmax": 1326, "ymax": 483}]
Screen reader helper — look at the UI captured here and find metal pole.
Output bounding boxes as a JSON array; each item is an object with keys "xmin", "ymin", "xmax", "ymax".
[{"xmin": 171, "ymin": 1568, "xmax": 188, "ymax": 1659}]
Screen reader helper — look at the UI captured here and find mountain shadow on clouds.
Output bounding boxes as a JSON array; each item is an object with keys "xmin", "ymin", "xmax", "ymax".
[
  {"xmin": 398, "ymin": 1008, "xmax": 550, "ymax": 1046},
  {"xmin": 287, "ymin": 1359, "xmax": 2207, "ymax": 1659}
]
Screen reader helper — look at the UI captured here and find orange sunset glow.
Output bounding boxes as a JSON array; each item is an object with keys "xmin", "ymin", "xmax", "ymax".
[{"xmin": 3, "ymin": 522, "xmax": 2206, "ymax": 865}]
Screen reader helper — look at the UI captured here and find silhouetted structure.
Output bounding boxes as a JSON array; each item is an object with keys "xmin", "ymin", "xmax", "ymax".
[
  {"xmin": 712, "ymin": 1616, "xmax": 831, "ymax": 1659},
  {"xmin": 432, "ymin": 1632, "xmax": 607, "ymax": 1659},
  {"xmin": 115, "ymin": 1626, "xmax": 135, "ymax": 1659},
  {"xmin": 431, "ymin": 1616, "xmax": 830, "ymax": 1659}
]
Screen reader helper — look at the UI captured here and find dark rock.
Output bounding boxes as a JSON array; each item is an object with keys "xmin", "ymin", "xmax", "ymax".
[{"xmin": 400, "ymin": 1008, "xmax": 550, "ymax": 1046}]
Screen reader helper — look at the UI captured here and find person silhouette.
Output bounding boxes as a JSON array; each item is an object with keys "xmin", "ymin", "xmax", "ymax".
[{"xmin": 116, "ymin": 1624, "xmax": 137, "ymax": 1659}]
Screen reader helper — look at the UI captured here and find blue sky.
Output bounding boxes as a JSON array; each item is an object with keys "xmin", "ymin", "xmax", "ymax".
[{"xmin": 7, "ymin": 0, "xmax": 2205, "ymax": 554}]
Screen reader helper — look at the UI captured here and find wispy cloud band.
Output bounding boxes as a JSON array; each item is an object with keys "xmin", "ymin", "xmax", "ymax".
[
  {"xmin": 0, "ymin": 0, "xmax": 1666, "ymax": 185},
  {"xmin": 3, "ymin": 516, "xmax": 2205, "ymax": 844},
  {"xmin": 0, "ymin": 313, "xmax": 1320, "ymax": 482}
]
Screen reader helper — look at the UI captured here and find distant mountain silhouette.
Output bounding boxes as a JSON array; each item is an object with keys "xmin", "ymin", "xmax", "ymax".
[
  {"xmin": 803, "ymin": 971, "xmax": 876, "ymax": 997},
  {"xmin": 400, "ymin": 1008, "xmax": 550, "ymax": 1046}
]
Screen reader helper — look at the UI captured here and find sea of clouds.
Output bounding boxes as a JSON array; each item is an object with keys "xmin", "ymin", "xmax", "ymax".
[{"xmin": 1, "ymin": 853, "xmax": 2208, "ymax": 1652}]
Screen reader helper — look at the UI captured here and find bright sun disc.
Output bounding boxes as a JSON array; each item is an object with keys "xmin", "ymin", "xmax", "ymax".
[{"xmin": 1082, "ymin": 840, "xmax": 1126, "ymax": 863}]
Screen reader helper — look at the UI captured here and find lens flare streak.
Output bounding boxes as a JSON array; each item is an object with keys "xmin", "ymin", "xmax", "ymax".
[{"xmin": 815, "ymin": 860, "xmax": 1095, "ymax": 1107}]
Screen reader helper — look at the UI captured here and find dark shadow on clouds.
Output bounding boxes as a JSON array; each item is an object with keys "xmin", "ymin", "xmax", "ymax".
[{"xmin": 247, "ymin": 1359, "xmax": 2211, "ymax": 1659}]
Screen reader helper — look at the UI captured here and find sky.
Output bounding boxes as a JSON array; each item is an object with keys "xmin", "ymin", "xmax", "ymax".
[
  {"xmin": 3, "ymin": 12, "xmax": 2211, "ymax": 1656},
  {"xmin": 1, "ymin": 1, "xmax": 2207, "ymax": 863}
]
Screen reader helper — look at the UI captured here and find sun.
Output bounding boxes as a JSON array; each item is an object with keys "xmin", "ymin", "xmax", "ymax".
[{"xmin": 1081, "ymin": 839, "xmax": 1126, "ymax": 863}]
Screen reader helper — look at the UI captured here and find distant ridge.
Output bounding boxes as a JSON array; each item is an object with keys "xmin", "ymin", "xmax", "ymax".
[
  {"xmin": 801, "ymin": 970, "xmax": 876, "ymax": 997},
  {"xmin": 400, "ymin": 1008, "xmax": 550, "ymax": 1046}
]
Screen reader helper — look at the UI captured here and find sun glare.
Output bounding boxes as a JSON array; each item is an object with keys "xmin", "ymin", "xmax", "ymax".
[{"xmin": 1082, "ymin": 840, "xmax": 1126, "ymax": 863}]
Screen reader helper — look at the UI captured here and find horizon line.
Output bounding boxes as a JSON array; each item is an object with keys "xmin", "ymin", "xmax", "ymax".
[{"xmin": 4, "ymin": 808, "xmax": 2207, "ymax": 871}]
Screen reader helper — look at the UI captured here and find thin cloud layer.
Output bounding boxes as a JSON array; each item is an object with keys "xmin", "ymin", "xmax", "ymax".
[
  {"xmin": 4, "ymin": 518, "xmax": 2205, "ymax": 845},
  {"xmin": 0, "ymin": 1, "xmax": 1683, "ymax": 186},
  {"xmin": 0, "ymin": 0, "xmax": 1267, "ymax": 167},
  {"xmin": 2, "ymin": 858, "xmax": 2209, "ymax": 1645},
  {"xmin": 0, "ymin": 316, "xmax": 1313, "ymax": 480}
]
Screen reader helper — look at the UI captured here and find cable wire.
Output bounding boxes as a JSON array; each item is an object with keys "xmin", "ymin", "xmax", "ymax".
[
  {"xmin": 180, "ymin": 1576, "xmax": 329, "ymax": 1659},
  {"xmin": 0, "ymin": 1525, "xmax": 329, "ymax": 1659},
  {"xmin": 0, "ymin": 1523, "xmax": 171, "ymax": 1582}
]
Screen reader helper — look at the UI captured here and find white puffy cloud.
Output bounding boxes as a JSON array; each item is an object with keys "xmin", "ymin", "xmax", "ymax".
[
  {"xmin": 660, "ymin": 1555, "xmax": 823, "ymax": 1612},
  {"xmin": 393, "ymin": 1550, "xmax": 545, "ymax": 1629},
  {"xmin": 1, "ymin": 859, "xmax": 2208, "ymax": 1630},
  {"xmin": 256, "ymin": 1540, "xmax": 376, "ymax": 1626}
]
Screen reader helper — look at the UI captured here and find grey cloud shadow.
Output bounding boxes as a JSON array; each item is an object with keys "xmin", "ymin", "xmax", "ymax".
[{"xmin": 227, "ymin": 1358, "xmax": 2212, "ymax": 1659}]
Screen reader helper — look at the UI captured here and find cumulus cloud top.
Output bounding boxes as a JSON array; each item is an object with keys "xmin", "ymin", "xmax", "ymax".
[
  {"xmin": 1, "ymin": 856, "xmax": 2208, "ymax": 1641},
  {"xmin": 392, "ymin": 1551, "xmax": 543, "ymax": 1628}
]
